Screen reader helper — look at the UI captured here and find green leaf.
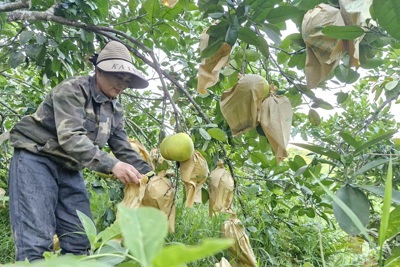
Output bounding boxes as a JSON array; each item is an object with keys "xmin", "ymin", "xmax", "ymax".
[
  {"xmin": 143, "ymin": 0, "xmax": 161, "ymax": 20},
  {"xmin": 261, "ymin": 23, "xmax": 282, "ymax": 45},
  {"xmin": 251, "ymin": 151, "xmax": 269, "ymax": 168},
  {"xmin": 19, "ymin": 31, "xmax": 34, "ymax": 45},
  {"xmin": 291, "ymin": 143, "xmax": 341, "ymax": 161},
  {"xmin": 334, "ymin": 65, "xmax": 360, "ymax": 84},
  {"xmin": 152, "ymin": 238, "xmax": 234, "ymax": 267},
  {"xmin": 354, "ymin": 131, "xmax": 396, "ymax": 155},
  {"xmin": 207, "ymin": 128, "xmax": 227, "ymax": 142},
  {"xmin": 96, "ymin": 221, "xmax": 122, "ymax": 245},
  {"xmin": 25, "ymin": 44, "xmax": 44, "ymax": 61},
  {"xmin": 316, "ymin": 179, "xmax": 372, "ymax": 243},
  {"xmin": 312, "ymin": 98, "xmax": 334, "ymax": 110},
  {"xmin": 379, "ymin": 158, "xmax": 392, "ymax": 246},
  {"xmin": 207, "ymin": 19, "xmax": 229, "ymax": 38},
  {"xmin": 321, "ymin": 25, "xmax": 365, "ymax": 40},
  {"xmin": 277, "ymin": 51, "xmax": 290, "ymax": 64},
  {"xmin": 201, "ymin": 39, "xmax": 224, "ymax": 58},
  {"xmin": 296, "ymin": 0, "xmax": 325, "ymax": 10},
  {"xmin": 356, "ymin": 185, "xmax": 400, "ymax": 205},
  {"xmin": 290, "ymin": 154, "xmax": 307, "ymax": 171},
  {"xmin": 352, "ymin": 158, "xmax": 391, "ymax": 177},
  {"xmin": 332, "ymin": 186, "xmax": 370, "ymax": 236},
  {"xmin": 265, "ymin": 5, "xmax": 302, "ymax": 25},
  {"xmin": 336, "ymin": 92, "xmax": 349, "ymax": 104},
  {"xmin": 385, "ymin": 80, "xmax": 398, "ymax": 90},
  {"xmin": 17, "ymin": 254, "xmax": 111, "ymax": 267},
  {"xmin": 225, "ymin": 15, "xmax": 239, "ymax": 46},
  {"xmin": 339, "ymin": 132, "xmax": 359, "ymax": 148},
  {"xmin": 199, "ymin": 128, "xmax": 212, "ymax": 140},
  {"xmin": 360, "ymin": 58, "xmax": 384, "ymax": 69},
  {"xmin": 94, "ymin": 239, "xmax": 127, "ymax": 265},
  {"xmin": 308, "ymin": 109, "xmax": 321, "ymax": 126},
  {"xmin": 288, "ymin": 53, "xmax": 305, "ymax": 69},
  {"xmin": 385, "ymin": 247, "xmax": 400, "ymax": 266},
  {"xmin": 8, "ymin": 51, "xmax": 25, "ymax": 68},
  {"xmin": 118, "ymin": 206, "xmax": 168, "ymax": 267},
  {"xmin": 385, "ymin": 206, "xmax": 400, "ymax": 241},
  {"xmin": 49, "ymin": 24, "xmax": 63, "ymax": 42},
  {"xmin": 77, "ymin": 210, "xmax": 98, "ymax": 249},
  {"xmin": 237, "ymin": 27, "xmax": 270, "ymax": 58},
  {"xmin": 372, "ymin": 0, "xmax": 400, "ymax": 41},
  {"xmin": 95, "ymin": 0, "xmax": 110, "ymax": 19},
  {"xmin": 238, "ymin": 27, "xmax": 259, "ymax": 46},
  {"xmin": 257, "ymin": 35, "xmax": 270, "ymax": 59}
]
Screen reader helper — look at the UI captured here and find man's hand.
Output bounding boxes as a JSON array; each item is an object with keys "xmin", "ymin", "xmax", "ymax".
[{"xmin": 111, "ymin": 161, "xmax": 143, "ymax": 184}]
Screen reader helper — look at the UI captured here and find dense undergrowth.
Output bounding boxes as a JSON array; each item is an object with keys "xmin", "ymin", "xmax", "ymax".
[{"xmin": 0, "ymin": 167, "xmax": 382, "ymax": 266}]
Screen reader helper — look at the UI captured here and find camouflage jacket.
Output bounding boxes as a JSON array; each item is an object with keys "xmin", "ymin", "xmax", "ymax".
[{"xmin": 9, "ymin": 75, "xmax": 152, "ymax": 174}]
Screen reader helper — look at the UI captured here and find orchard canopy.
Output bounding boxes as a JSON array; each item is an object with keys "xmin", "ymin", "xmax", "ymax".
[{"xmin": 1, "ymin": 0, "xmax": 400, "ymax": 242}]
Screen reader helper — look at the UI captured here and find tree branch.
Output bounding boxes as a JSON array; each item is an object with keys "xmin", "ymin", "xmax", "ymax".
[
  {"xmin": 0, "ymin": 1, "xmax": 29, "ymax": 12},
  {"xmin": 6, "ymin": 10, "xmax": 212, "ymax": 125},
  {"xmin": 356, "ymin": 93, "xmax": 400, "ymax": 135}
]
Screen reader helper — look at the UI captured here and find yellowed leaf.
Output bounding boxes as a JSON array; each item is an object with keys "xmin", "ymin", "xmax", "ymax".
[{"xmin": 161, "ymin": 0, "xmax": 179, "ymax": 8}]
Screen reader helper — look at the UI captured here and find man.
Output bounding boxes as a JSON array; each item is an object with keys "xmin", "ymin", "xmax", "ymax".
[{"xmin": 8, "ymin": 41, "xmax": 152, "ymax": 261}]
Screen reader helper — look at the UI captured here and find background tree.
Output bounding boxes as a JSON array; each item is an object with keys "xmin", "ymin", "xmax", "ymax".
[{"xmin": 1, "ymin": 0, "xmax": 400, "ymax": 265}]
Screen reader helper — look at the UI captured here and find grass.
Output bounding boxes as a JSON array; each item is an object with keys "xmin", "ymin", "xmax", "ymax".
[
  {"xmin": 0, "ymin": 180, "xmax": 380, "ymax": 266},
  {"xmin": 0, "ymin": 206, "xmax": 14, "ymax": 264}
]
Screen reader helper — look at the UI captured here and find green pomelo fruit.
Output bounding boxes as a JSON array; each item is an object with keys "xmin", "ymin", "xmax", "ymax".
[
  {"xmin": 234, "ymin": 47, "xmax": 244, "ymax": 60},
  {"xmin": 160, "ymin": 133, "xmax": 194, "ymax": 162},
  {"xmin": 245, "ymin": 50, "xmax": 260, "ymax": 62},
  {"xmin": 262, "ymin": 78, "xmax": 270, "ymax": 98}
]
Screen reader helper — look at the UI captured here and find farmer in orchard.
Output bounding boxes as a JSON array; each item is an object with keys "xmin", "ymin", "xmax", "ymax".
[{"xmin": 8, "ymin": 41, "xmax": 153, "ymax": 261}]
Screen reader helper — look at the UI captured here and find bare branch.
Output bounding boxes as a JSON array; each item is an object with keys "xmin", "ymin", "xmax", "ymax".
[
  {"xmin": 356, "ymin": 93, "xmax": 400, "ymax": 135},
  {"xmin": 0, "ymin": 1, "xmax": 29, "ymax": 12}
]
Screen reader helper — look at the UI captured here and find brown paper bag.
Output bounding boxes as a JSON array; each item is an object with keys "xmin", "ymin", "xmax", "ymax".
[
  {"xmin": 128, "ymin": 138, "xmax": 153, "ymax": 166},
  {"xmin": 180, "ymin": 151, "xmax": 209, "ymax": 208},
  {"xmin": 197, "ymin": 28, "xmax": 232, "ymax": 94},
  {"xmin": 149, "ymin": 147, "xmax": 174, "ymax": 176},
  {"xmin": 220, "ymin": 74, "xmax": 267, "ymax": 137},
  {"xmin": 215, "ymin": 257, "xmax": 233, "ymax": 267},
  {"xmin": 339, "ymin": 0, "xmax": 373, "ymax": 68},
  {"xmin": 339, "ymin": 0, "xmax": 373, "ymax": 27},
  {"xmin": 209, "ymin": 160, "xmax": 234, "ymax": 217},
  {"xmin": 142, "ymin": 175, "xmax": 176, "ymax": 232},
  {"xmin": 222, "ymin": 215, "xmax": 257, "ymax": 267},
  {"xmin": 259, "ymin": 95, "xmax": 293, "ymax": 163},
  {"xmin": 302, "ymin": 3, "xmax": 349, "ymax": 88},
  {"xmin": 120, "ymin": 176, "xmax": 149, "ymax": 210}
]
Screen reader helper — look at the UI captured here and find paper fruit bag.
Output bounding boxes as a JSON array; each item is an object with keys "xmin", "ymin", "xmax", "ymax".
[
  {"xmin": 222, "ymin": 215, "xmax": 258, "ymax": 267},
  {"xmin": 215, "ymin": 257, "xmax": 233, "ymax": 267},
  {"xmin": 220, "ymin": 74, "xmax": 268, "ymax": 137},
  {"xmin": 142, "ymin": 175, "xmax": 176, "ymax": 232},
  {"xmin": 197, "ymin": 28, "xmax": 232, "ymax": 94},
  {"xmin": 180, "ymin": 151, "xmax": 209, "ymax": 207},
  {"xmin": 302, "ymin": 3, "xmax": 350, "ymax": 88},
  {"xmin": 209, "ymin": 160, "xmax": 234, "ymax": 217},
  {"xmin": 259, "ymin": 95, "xmax": 293, "ymax": 163}
]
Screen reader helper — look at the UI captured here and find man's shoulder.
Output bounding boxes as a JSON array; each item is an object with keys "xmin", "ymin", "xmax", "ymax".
[
  {"xmin": 52, "ymin": 75, "xmax": 94, "ymax": 95},
  {"xmin": 60, "ymin": 75, "xmax": 92, "ymax": 87}
]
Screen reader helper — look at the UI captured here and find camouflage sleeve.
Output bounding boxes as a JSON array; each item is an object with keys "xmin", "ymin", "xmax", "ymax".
[
  {"xmin": 108, "ymin": 118, "xmax": 153, "ymax": 175},
  {"xmin": 52, "ymin": 83, "xmax": 119, "ymax": 174}
]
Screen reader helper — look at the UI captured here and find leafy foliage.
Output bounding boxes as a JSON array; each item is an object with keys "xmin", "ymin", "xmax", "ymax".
[{"xmin": 1, "ymin": 0, "xmax": 400, "ymax": 265}]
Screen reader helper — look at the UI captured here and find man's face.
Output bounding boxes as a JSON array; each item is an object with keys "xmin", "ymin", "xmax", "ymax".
[{"xmin": 96, "ymin": 71, "xmax": 133, "ymax": 98}]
